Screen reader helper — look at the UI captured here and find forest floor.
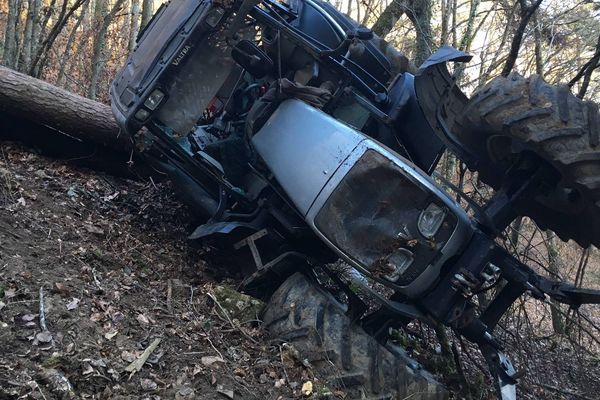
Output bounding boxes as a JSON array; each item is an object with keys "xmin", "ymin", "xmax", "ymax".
[
  {"xmin": 0, "ymin": 142, "xmax": 599, "ymax": 400},
  {"xmin": 0, "ymin": 143, "xmax": 315, "ymax": 399}
]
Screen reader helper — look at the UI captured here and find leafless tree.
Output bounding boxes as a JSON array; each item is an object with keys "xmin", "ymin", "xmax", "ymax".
[
  {"xmin": 501, "ymin": 0, "xmax": 543, "ymax": 76},
  {"xmin": 88, "ymin": 0, "xmax": 126, "ymax": 99},
  {"xmin": 139, "ymin": 0, "xmax": 153, "ymax": 31}
]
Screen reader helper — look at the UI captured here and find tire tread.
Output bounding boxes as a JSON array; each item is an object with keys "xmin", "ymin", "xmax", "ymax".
[
  {"xmin": 457, "ymin": 73, "xmax": 600, "ymax": 247},
  {"xmin": 263, "ymin": 273, "xmax": 447, "ymax": 400}
]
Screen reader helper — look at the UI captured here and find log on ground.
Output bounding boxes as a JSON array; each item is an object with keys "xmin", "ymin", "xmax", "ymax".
[{"xmin": 0, "ymin": 65, "xmax": 130, "ymax": 151}]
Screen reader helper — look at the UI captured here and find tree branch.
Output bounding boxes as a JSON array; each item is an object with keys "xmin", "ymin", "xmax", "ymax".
[
  {"xmin": 371, "ymin": 0, "xmax": 408, "ymax": 38},
  {"xmin": 500, "ymin": 0, "xmax": 543, "ymax": 77},
  {"xmin": 568, "ymin": 33, "xmax": 600, "ymax": 99}
]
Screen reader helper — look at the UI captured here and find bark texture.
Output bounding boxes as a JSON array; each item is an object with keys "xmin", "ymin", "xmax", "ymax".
[
  {"xmin": 88, "ymin": 0, "xmax": 126, "ymax": 99},
  {"xmin": 30, "ymin": 0, "xmax": 89, "ymax": 77},
  {"xmin": 545, "ymin": 231, "xmax": 565, "ymax": 334},
  {"xmin": 129, "ymin": 0, "xmax": 141, "ymax": 52},
  {"xmin": 371, "ymin": 0, "xmax": 433, "ymax": 66},
  {"xmin": 2, "ymin": 0, "xmax": 21, "ymax": 69},
  {"xmin": 57, "ymin": 6, "xmax": 87, "ymax": 86},
  {"xmin": 0, "ymin": 65, "xmax": 129, "ymax": 151},
  {"xmin": 500, "ymin": 0, "xmax": 543, "ymax": 77},
  {"xmin": 21, "ymin": 0, "xmax": 36, "ymax": 72},
  {"xmin": 371, "ymin": 0, "xmax": 405, "ymax": 38},
  {"xmin": 569, "ymin": 33, "xmax": 600, "ymax": 99},
  {"xmin": 140, "ymin": 0, "xmax": 153, "ymax": 31}
]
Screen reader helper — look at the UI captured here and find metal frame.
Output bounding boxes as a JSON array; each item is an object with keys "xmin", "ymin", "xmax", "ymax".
[
  {"xmin": 418, "ymin": 156, "xmax": 600, "ymax": 399},
  {"xmin": 348, "ymin": 154, "xmax": 600, "ymax": 400}
]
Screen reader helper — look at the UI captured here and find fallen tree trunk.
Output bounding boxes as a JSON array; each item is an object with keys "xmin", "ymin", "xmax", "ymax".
[
  {"xmin": 0, "ymin": 112, "xmax": 152, "ymax": 178},
  {"xmin": 0, "ymin": 66, "xmax": 158, "ymax": 178},
  {"xmin": 0, "ymin": 65, "xmax": 130, "ymax": 151}
]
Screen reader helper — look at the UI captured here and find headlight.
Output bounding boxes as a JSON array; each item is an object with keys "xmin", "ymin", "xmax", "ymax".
[
  {"xmin": 418, "ymin": 203, "xmax": 446, "ymax": 239},
  {"xmin": 134, "ymin": 108, "xmax": 150, "ymax": 121},
  {"xmin": 314, "ymin": 150, "xmax": 458, "ymax": 288},
  {"xmin": 385, "ymin": 249, "xmax": 414, "ymax": 282},
  {"xmin": 144, "ymin": 89, "xmax": 165, "ymax": 110}
]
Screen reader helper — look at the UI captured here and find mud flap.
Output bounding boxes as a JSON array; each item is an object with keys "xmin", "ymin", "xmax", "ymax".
[
  {"xmin": 416, "ymin": 45, "xmax": 472, "ymax": 73},
  {"xmin": 413, "ymin": 46, "xmax": 475, "ymax": 163}
]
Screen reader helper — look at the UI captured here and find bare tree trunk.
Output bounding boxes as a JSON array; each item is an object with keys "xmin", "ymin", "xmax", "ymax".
[
  {"xmin": 509, "ymin": 216, "xmax": 523, "ymax": 250},
  {"xmin": 0, "ymin": 65, "xmax": 128, "ymax": 150},
  {"xmin": 371, "ymin": 0, "xmax": 433, "ymax": 66},
  {"xmin": 0, "ymin": 62, "xmax": 159, "ymax": 178},
  {"xmin": 532, "ymin": 12, "xmax": 544, "ymax": 77},
  {"xmin": 30, "ymin": 0, "xmax": 89, "ymax": 78},
  {"xmin": 480, "ymin": 2, "xmax": 517, "ymax": 84},
  {"xmin": 371, "ymin": 0, "xmax": 406, "ymax": 38},
  {"xmin": 453, "ymin": 0, "xmax": 481, "ymax": 81},
  {"xmin": 30, "ymin": 0, "xmax": 43, "ymax": 60},
  {"xmin": 565, "ymin": 247, "xmax": 591, "ymax": 333},
  {"xmin": 2, "ymin": 0, "xmax": 20, "ymax": 68},
  {"xmin": 36, "ymin": 0, "xmax": 58, "ymax": 57},
  {"xmin": 13, "ymin": 0, "xmax": 26, "ymax": 70},
  {"xmin": 129, "ymin": 0, "xmax": 141, "ymax": 52},
  {"xmin": 459, "ymin": 0, "xmax": 480, "ymax": 51},
  {"xmin": 360, "ymin": 0, "xmax": 374, "ymax": 25},
  {"xmin": 57, "ymin": 5, "xmax": 88, "ymax": 86},
  {"xmin": 545, "ymin": 231, "xmax": 565, "ymax": 335},
  {"xmin": 88, "ymin": 0, "xmax": 109, "ymax": 99},
  {"xmin": 88, "ymin": 0, "xmax": 126, "ymax": 100},
  {"xmin": 574, "ymin": 247, "xmax": 591, "ymax": 288},
  {"xmin": 410, "ymin": 0, "xmax": 433, "ymax": 66},
  {"xmin": 450, "ymin": 0, "xmax": 457, "ymax": 47},
  {"xmin": 117, "ymin": 0, "xmax": 132, "ymax": 56},
  {"xmin": 64, "ymin": 2, "xmax": 95, "ymax": 93},
  {"xmin": 433, "ymin": 324, "xmax": 455, "ymax": 371},
  {"xmin": 442, "ymin": 151, "xmax": 456, "ymax": 182},
  {"xmin": 440, "ymin": 0, "xmax": 449, "ymax": 46},
  {"xmin": 21, "ymin": 0, "xmax": 36, "ymax": 72},
  {"xmin": 501, "ymin": 0, "xmax": 543, "ymax": 77},
  {"xmin": 140, "ymin": 0, "xmax": 154, "ymax": 32}
]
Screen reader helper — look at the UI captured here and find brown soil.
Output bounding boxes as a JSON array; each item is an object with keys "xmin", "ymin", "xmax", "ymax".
[
  {"xmin": 0, "ymin": 143, "xmax": 312, "ymax": 399},
  {"xmin": 1, "ymin": 142, "xmax": 599, "ymax": 400}
]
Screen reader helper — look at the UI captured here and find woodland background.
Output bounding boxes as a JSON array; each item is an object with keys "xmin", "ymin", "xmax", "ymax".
[{"xmin": 1, "ymin": 0, "xmax": 600, "ymax": 398}]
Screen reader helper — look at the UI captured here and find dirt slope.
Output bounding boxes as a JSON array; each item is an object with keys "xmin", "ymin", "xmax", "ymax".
[
  {"xmin": 2, "ymin": 142, "xmax": 600, "ymax": 400},
  {"xmin": 0, "ymin": 143, "xmax": 313, "ymax": 399}
]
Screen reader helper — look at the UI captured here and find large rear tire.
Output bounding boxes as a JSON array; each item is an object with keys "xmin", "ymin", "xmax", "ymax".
[
  {"xmin": 456, "ymin": 73, "xmax": 600, "ymax": 247},
  {"xmin": 263, "ymin": 273, "xmax": 447, "ymax": 400}
]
